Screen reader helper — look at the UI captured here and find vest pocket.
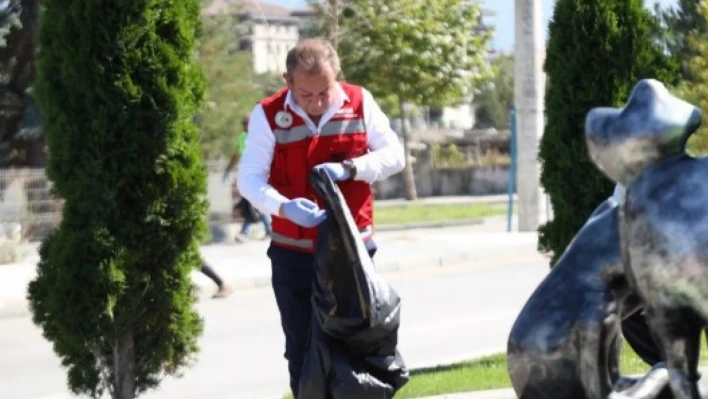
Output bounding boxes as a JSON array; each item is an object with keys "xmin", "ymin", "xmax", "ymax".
[
  {"xmin": 328, "ymin": 136, "xmax": 367, "ymax": 162},
  {"xmin": 272, "ymin": 142, "xmax": 309, "ymax": 190},
  {"xmin": 271, "ymin": 142, "xmax": 310, "ymax": 240}
]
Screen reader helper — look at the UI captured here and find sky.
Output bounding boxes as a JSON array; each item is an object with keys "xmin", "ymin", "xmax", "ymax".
[{"xmin": 266, "ymin": 0, "xmax": 678, "ymax": 53}]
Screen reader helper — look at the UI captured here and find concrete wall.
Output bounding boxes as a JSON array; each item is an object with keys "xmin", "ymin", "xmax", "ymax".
[
  {"xmin": 209, "ymin": 165, "xmax": 510, "ymax": 212},
  {"xmin": 0, "ymin": 165, "xmax": 510, "ymax": 241},
  {"xmin": 208, "ymin": 172, "xmax": 237, "ymax": 216},
  {"xmin": 372, "ymin": 166, "xmax": 510, "ymax": 200}
]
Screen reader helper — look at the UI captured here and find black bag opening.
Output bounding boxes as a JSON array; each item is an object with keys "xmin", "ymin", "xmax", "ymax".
[{"xmin": 298, "ymin": 168, "xmax": 410, "ymax": 399}]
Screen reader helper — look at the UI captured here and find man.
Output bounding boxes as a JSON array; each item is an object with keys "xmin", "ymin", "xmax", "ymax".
[
  {"xmin": 236, "ymin": 38, "xmax": 405, "ymax": 398},
  {"xmin": 224, "ymin": 112, "xmax": 272, "ymax": 241}
]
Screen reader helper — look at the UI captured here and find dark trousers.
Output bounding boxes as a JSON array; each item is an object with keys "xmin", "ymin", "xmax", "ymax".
[
  {"xmin": 200, "ymin": 263, "xmax": 223, "ymax": 287},
  {"xmin": 268, "ymin": 241, "xmax": 377, "ymax": 399}
]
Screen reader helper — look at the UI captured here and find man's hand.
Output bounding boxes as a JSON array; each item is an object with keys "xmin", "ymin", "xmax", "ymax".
[
  {"xmin": 314, "ymin": 162, "xmax": 350, "ymax": 182},
  {"xmin": 279, "ymin": 198, "xmax": 326, "ymax": 227}
]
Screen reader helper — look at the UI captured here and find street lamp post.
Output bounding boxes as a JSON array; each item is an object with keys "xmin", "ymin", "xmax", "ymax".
[{"xmin": 514, "ymin": 0, "xmax": 547, "ymax": 232}]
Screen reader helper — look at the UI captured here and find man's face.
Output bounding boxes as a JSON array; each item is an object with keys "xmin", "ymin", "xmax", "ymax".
[{"xmin": 285, "ymin": 64, "xmax": 337, "ymax": 117}]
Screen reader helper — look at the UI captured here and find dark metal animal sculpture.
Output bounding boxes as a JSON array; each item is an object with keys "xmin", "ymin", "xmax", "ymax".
[
  {"xmin": 507, "ymin": 197, "xmax": 672, "ymax": 399},
  {"xmin": 297, "ymin": 168, "xmax": 409, "ymax": 399},
  {"xmin": 586, "ymin": 79, "xmax": 707, "ymax": 399}
]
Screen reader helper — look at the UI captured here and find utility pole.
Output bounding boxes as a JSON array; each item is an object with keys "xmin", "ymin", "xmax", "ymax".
[
  {"xmin": 329, "ymin": 0, "xmax": 346, "ymax": 82},
  {"xmin": 514, "ymin": 0, "xmax": 547, "ymax": 231},
  {"xmin": 329, "ymin": 0, "xmax": 339, "ymax": 50}
]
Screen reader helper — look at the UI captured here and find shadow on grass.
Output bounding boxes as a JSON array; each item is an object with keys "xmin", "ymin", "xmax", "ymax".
[{"xmin": 409, "ymin": 353, "xmax": 508, "ymax": 377}]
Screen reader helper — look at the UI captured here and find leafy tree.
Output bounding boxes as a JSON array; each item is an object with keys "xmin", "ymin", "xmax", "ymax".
[
  {"xmin": 311, "ymin": 0, "xmax": 494, "ymax": 200},
  {"xmin": 0, "ymin": 1, "xmax": 21, "ymax": 47},
  {"xmin": 27, "ymin": 1, "xmax": 208, "ymax": 398},
  {"xmin": 538, "ymin": 0, "xmax": 679, "ymax": 265},
  {"xmin": 196, "ymin": 13, "xmax": 278, "ymax": 159},
  {"xmin": 653, "ymin": 0, "xmax": 705, "ymax": 80},
  {"xmin": 0, "ymin": 0, "xmax": 42, "ymax": 166},
  {"xmin": 474, "ymin": 53, "xmax": 514, "ymax": 130},
  {"xmin": 303, "ymin": 1, "xmax": 400, "ymax": 118},
  {"xmin": 432, "ymin": 143, "xmax": 466, "ymax": 167},
  {"xmin": 375, "ymin": 93, "xmax": 403, "ymax": 119},
  {"xmin": 675, "ymin": 0, "xmax": 708, "ymax": 156}
]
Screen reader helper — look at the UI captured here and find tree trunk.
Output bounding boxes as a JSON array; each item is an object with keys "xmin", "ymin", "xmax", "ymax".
[
  {"xmin": 398, "ymin": 94, "xmax": 417, "ymax": 200},
  {"xmin": 114, "ymin": 328, "xmax": 136, "ymax": 399},
  {"xmin": 328, "ymin": 0, "xmax": 339, "ymax": 50},
  {"xmin": 329, "ymin": 0, "xmax": 347, "ymax": 81}
]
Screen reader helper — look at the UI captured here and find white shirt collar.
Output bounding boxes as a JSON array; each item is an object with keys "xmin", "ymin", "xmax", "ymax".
[
  {"xmin": 283, "ymin": 82, "xmax": 350, "ymax": 130},
  {"xmin": 284, "ymin": 82, "xmax": 349, "ymax": 111}
]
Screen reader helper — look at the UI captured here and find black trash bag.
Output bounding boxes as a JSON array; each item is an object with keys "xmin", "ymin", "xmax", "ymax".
[{"xmin": 298, "ymin": 168, "xmax": 410, "ymax": 399}]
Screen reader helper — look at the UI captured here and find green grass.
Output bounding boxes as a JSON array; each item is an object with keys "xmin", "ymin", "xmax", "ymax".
[
  {"xmin": 394, "ymin": 337, "xmax": 708, "ymax": 398},
  {"xmin": 282, "ymin": 337, "xmax": 708, "ymax": 399},
  {"xmin": 374, "ymin": 203, "xmax": 509, "ymax": 226}
]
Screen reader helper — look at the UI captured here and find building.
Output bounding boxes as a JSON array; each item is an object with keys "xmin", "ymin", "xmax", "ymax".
[
  {"xmin": 435, "ymin": 6, "xmax": 497, "ymax": 131},
  {"xmin": 203, "ymin": 0, "xmax": 496, "ymax": 130},
  {"xmin": 203, "ymin": 0, "xmax": 312, "ymax": 74}
]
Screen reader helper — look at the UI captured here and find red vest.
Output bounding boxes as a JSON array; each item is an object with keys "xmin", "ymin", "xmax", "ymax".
[{"xmin": 262, "ymin": 82, "xmax": 374, "ymax": 253}]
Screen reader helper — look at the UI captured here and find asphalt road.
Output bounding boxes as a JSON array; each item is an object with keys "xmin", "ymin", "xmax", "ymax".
[{"xmin": 0, "ymin": 260, "xmax": 549, "ymax": 399}]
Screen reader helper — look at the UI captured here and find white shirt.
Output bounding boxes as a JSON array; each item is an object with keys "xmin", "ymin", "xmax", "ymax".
[
  {"xmin": 611, "ymin": 183, "xmax": 626, "ymax": 205},
  {"xmin": 236, "ymin": 83, "xmax": 405, "ymax": 216}
]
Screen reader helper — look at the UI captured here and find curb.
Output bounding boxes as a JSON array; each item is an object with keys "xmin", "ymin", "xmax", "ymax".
[
  {"xmin": 0, "ymin": 219, "xmax": 541, "ymax": 318},
  {"xmin": 418, "ymin": 389, "xmax": 516, "ymax": 399},
  {"xmin": 373, "ymin": 242, "xmax": 544, "ymax": 274},
  {"xmin": 415, "ymin": 362, "xmax": 708, "ymax": 399},
  {"xmin": 375, "ymin": 218, "xmax": 484, "ymax": 232},
  {"xmin": 208, "ymin": 217, "xmax": 490, "ymax": 242},
  {"xmin": 373, "ymin": 195, "xmax": 513, "ymax": 209},
  {"xmin": 196, "ymin": 241, "xmax": 541, "ymax": 293},
  {"xmin": 218, "ymin": 241, "xmax": 543, "ymax": 290},
  {"xmin": 0, "ymin": 245, "xmax": 544, "ymax": 320}
]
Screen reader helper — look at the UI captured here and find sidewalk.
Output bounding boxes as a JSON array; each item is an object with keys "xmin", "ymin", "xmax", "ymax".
[
  {"xmin": 416, "ymin": 365, "xmax": 708, "ymax": 399},
  {"xmin": 420, "ymin": 390, "xmax": 515, "ymax": 399},
  {"xmin": 210, "ymin": 194, "xmax": 514, "ymax": 223},
  {"xmin": 374, "ymin": 194, "xmax": 513, "ymax": 208},
  {"xmin": 0, "ymin": 216, "xmax": 545, "ymax": 315},
  {"xmin": 212, "ymin": 193, "xmax": 513, "ymax": 234}
]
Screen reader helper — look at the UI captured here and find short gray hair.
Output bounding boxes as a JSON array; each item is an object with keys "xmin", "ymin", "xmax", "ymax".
[{"xmin": 285, "ymin": 38, "xmax": 341, "ymax": 76}]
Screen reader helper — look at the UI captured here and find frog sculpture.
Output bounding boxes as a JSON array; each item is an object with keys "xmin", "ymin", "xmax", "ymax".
[
  {"xmin": 508, "ymin": 78, "xmax": 708, "ymax": 399},
  {"xmin": 585, "ymin": 79, "xmax": 706, "ymax": 399},
  {"xmin": 507, "ymin": 195, "xmax": 671, "ymax": 399}
]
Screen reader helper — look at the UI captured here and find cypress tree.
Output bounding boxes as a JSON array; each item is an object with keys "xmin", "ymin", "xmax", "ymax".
[
  {"xmin": 27, "ymin": 1, "xmax": 208, "ymax": 398},
  {"xmin": 675, "ymin": 1, "xmax": 708, "ymax": 156},
  {"xmin": 538, "ymin": 0, "xmax": 679, "ymax": 265},
  {"xmin": 655, "ymin": 0, "xmax": 706, "ymax": 81}
]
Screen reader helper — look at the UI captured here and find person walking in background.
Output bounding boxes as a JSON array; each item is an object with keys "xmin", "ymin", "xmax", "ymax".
[
  {"xmin": 223, "ymin": 113, "xmax": 250, "ymax": 179},
  {"xmin": 236, "ymin": 38, "xmax": 405, "ymax": 398},
  {"xmin": 223, "ymin": 112, "xmax": 272, "ymax": 242},
  {"xmin": 201, "ymin": 261, "xmax": 232, "ymax": 298}
]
